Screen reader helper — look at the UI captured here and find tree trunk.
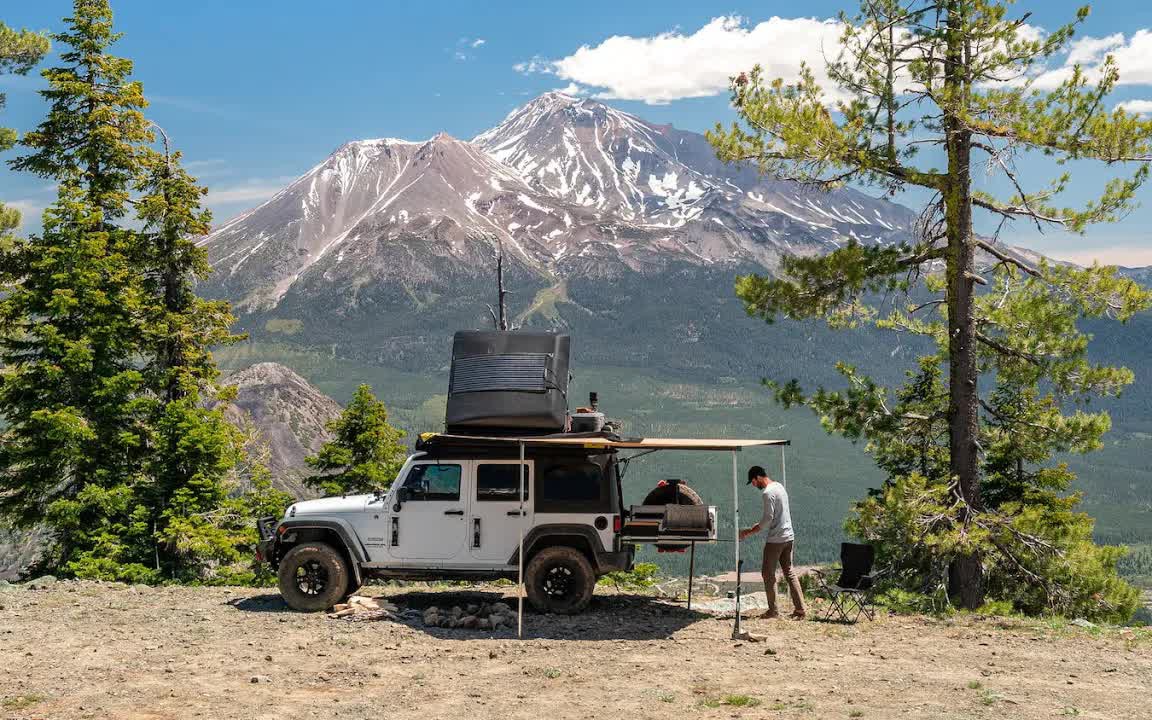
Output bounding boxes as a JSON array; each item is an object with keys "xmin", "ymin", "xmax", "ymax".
[{"xmin": 943, "ymin": 1, "xmax": 983, "ymax": 610}]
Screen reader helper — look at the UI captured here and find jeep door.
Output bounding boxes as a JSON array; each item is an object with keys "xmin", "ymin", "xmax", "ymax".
[
  {"xmin": 388, "ymin": 461, "xmax": 468, "ymax": 561},
  {"xmin": 468, "ymin": 460, "xmax": 533, "ymax": 564}
]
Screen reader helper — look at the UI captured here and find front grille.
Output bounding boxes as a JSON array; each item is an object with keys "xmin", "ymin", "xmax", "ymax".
[{"xmin": 256, "ymin": 516, "xmax": 278, "ymax": 542}]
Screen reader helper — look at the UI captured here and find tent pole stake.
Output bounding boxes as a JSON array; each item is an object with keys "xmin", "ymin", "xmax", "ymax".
[
  {"xmin": 687, "ymin": 541, "xmax": 696, "ymax": 611},
  {"xmin": 517, "ymin": 440, "xmax": 525, "ymax": 640},
  {"xmin": 732, "ymin": 448, "xmax": 742, "ymax": 638}
]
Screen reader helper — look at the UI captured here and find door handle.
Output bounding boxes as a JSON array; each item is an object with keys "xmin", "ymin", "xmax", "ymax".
[
  {"xmin": 443, "ymin": 509, "xmax": 464, "ymax": 516},
  {"xmin": 507, "ymin": 510, "xmax": 525, "ymax": 516},
  {"xmin": 473, "ymin": 518, "xmax": 481, "ymax": 548}
]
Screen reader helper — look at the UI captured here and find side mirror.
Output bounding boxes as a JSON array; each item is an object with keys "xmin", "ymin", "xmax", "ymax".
[{"xmin": 393, "ymin": 486, "xmax": 412, "ymax": 512}]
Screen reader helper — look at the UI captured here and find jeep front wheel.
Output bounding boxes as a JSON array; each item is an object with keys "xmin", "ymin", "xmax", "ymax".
[
  {"xmin": 524, "ymin": 545, "xmax": 595, "ymax": 614},
  {"xmin": 277, "ymin": 542, "xmax": 350, "ymax": 612}
]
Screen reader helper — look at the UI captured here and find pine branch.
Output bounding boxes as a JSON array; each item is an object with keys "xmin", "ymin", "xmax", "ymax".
[{"xmin": 975, "ymin": 240, "xmax": 1041, "ymax": 279}]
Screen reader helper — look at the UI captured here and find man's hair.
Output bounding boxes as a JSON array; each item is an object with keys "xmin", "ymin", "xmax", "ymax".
[{"xmin": 747, "ymin": 465, "xmax": 767, "ymax": 483}]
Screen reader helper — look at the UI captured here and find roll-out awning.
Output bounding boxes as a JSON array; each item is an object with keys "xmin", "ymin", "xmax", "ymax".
[{"xmin": 420, "ymin": 433, "xmax": 789, "ymax": 452}]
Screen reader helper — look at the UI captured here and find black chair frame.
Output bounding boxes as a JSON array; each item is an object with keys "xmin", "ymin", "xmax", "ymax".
[{"xmin": 813, "ymin": 542, "xmax": 886, "ymax": 623}]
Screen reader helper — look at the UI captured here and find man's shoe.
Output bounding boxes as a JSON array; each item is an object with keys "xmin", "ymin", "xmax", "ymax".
[
  {"xmin": 760, "ymin": 610, "xmax": 782, "ymax": 619},
  {"xmin": 789, "ymin": 611, "xmax": 807, "ymax": 620}
]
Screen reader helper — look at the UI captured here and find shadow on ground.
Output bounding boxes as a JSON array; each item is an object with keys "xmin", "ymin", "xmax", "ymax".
[
  {"xmin": 228, "ymin": 589, "xmax": 717, "ymax": 640},
  {"xmin": 227, "ymin": 594, "xmax": 291, "ymax": 613},
  {"xmin": 397, "ymin": 590, "xmax": 714, "ymax": 641}
]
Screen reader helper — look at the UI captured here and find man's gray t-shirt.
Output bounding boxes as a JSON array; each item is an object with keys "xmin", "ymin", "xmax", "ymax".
[{"xmin": 756, "ymin": 482, "xmax": 794, "ymax": 543}]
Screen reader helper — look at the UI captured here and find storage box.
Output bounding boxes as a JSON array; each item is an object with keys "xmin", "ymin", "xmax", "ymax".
[{"xmin": 445, "ymin": 331, "xmax": 570, "ymax": 433}]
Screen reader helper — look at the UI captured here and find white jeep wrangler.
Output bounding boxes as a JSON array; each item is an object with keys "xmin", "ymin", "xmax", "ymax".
[{"xmin": 256, "ymin": 435, "xmax": 716, "ymax": 614}]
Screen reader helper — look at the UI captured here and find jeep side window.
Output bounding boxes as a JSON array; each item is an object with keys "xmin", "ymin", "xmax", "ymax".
[
  {"xmin": 476, "ymin": 463, "xmax": 529, "ymax": 502},
  {"xmin": 540, "ymin": 462, "xmax": 601, "ymax": 501},
  {"xmin": 401, "ymin": 464, "xmax": 461, "ymax": 501}
]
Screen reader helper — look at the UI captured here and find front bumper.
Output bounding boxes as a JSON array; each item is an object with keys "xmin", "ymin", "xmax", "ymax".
[{"xmin": 255, "ymin": 516, "xmax": 279, "ymax": 565}]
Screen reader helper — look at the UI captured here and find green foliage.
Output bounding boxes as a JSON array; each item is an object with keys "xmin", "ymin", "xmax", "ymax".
[
  {"xmin": 598, "ymin": 561, "xmax": 660, "ymax": 591},
  {"xmin": 0, "ymin": 21, "xmax": 49, "ymax": 234},
  {"xmin": 305, "ymin": 384, "xmax": 407, "ymax": 496},
  {"xmin": 708, "ymin": 0, "xmax": 1152, "ymax": 614},
  {"xmin": 0, "ymin": 21, "xmax": 50, "ymax": 154},
  {"xmin": 848, "ymin": 474, "xmax": 1141, "ymax": 622},
  {"xmin": 0, "ymin": 1, "xmax": 283, "ymax": 586}
]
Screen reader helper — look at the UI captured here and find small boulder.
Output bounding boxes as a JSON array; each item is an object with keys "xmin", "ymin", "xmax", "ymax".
[
  {"xmin": 350, "ymin": 596, "xmax": 380, "ymax": 610},
  {"xmin": 27, "ymin": 575, "xmax": 57, "ymax": 590},
  {"xmin": 492, "ymin": 602, "xmax": 511, "ymax": 613},
  {"xmin": 477, "ymin": 618, "xmax": 491, "ymax": 630},
  {"xmin": 459, "ymin": 615, "xmax": 478, "ymax": 629}
]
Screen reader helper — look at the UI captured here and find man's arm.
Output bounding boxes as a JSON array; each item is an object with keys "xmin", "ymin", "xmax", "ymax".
[{"xmin": 739, "ymin": 490, "xmax": 774, "ymax": 540}]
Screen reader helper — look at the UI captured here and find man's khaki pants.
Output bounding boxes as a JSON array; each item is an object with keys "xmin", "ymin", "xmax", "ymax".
[{"xmin": 762, "ymin": 540, "xmax": 806, "ymax": 615}]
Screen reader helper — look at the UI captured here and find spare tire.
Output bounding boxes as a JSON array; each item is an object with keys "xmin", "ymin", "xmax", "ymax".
[
  {"xmin": 642, "ymin": 480, "xmax": 704, "ymax": 507},
  {"xmin": 642, "ymin": 481, "xmax": 703, "ymax": 553}
]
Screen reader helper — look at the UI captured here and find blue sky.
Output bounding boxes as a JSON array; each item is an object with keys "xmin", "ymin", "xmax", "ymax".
[{"xmin": 2, "ymin": 0, "xmax": 1151, "ymax": 265}]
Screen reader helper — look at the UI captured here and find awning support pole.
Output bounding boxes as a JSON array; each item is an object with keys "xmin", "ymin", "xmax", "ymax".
[
  {"xmin": 517, "ymin": 440, "xmax": 525, "ymax": 640},
  {"xmin": 732, "ymin": 448, "xmax": 742, "ymax": 637},
  {"xmin": 781, "ymin": 445, "xmax": 787, "ymax": 489},
  {"xmin": 687, "ymin": 541, "xmax": 696, "ymax": 612}
]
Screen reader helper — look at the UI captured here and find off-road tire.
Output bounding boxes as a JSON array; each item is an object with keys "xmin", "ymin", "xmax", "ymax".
[
  {"xmin": 524, "ymin": 545, "xmax": 596, "ymax": 614},
  {"xmin": 277, "ymin": 542, "xmax": 350, "ymax": 612},
  {"xmin": 643, "ymin": 482, "xmax": 704, "ymax": 552},
  {"xmin": 642, "ymin": 481, "xmax": 704, "ymax": 507}
]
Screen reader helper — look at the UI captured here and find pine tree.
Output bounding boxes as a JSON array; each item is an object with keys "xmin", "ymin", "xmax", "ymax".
[
  {"xmin": 134, "ymin": 130, "xmax": 250, "ymax": 580},
  {"xmin": 708, "ymin": 0, "xmax": 1152, "ymax": 610},
  {"xmin": 0, "ymin": 1, "xmax": 154, "ymax": 577},
  {"xmin": 306, "ymin": 385, "xmax": 407, "ymax": 496},
  {"xmin": 0, "ymin": 22, "xmax": 49, "ymax": 237}
]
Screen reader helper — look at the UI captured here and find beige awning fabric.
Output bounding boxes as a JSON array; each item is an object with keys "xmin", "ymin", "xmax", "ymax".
[{"xmin": 423, "ymin": 433, "xmax": 789, "ymax": 451}]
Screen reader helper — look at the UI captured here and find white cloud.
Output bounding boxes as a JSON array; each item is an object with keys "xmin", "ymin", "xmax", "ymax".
[
  {"xmin": 471, "ymin": 38, "xmax": 486, "ymax": 48},
  {"xmin": 1032, "ymin": 30, "xmax": 1152, "ymax": 90},
  {"xmin": 1117, "ymin": 99, "xmax": 1152, "ymax": 116},
  {"xmin": 516, "ymin": 15, "xmax": 845, "ymax": 105},
  {"xmin": 1065, "ymin": 33, "xmax": 1124, "ymax": 66},
  {"xmin": 554, "ymin": 82, "xmax": 586, "ymax": 96},
  {"xmin": 204, "ymin": 177, "xmax": 294, "ymax": 207},
  {"xmin": 521, "ymin": 16, "xmax": 1152, "ymax": 104}
]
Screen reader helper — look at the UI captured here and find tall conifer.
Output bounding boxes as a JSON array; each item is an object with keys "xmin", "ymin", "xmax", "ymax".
[
  {"xmin": 0, "ymin": 1, "xmax": 153, "ymax": 576},
  {"xmin": 708, "ymin": 0, "xmax": 1152, "ymax": 613}
]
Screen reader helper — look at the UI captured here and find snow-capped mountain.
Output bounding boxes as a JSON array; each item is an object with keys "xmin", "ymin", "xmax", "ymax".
[
  {"xmin": 475, "ymin": 91, "xmax": 913, "ymax": 233},
  {"xmin": 201, "ymin": 92, "xmax": 919, "ymax": 311}
]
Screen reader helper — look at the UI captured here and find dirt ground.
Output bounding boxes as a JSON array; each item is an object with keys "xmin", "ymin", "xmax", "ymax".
[{"xmin": 2, "ymin": 580, "xmax": 1149, "ymax": 720}]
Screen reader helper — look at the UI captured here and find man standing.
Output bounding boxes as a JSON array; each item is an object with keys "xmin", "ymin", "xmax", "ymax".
[{"xmin": 739, "ymin": 465, "xmax": 806, "ymax": 619}]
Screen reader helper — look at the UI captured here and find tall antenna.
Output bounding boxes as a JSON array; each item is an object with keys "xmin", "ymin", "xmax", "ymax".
[{"xmin": 486, "ymin": 235, "xmax": 514, "ymax": 331}]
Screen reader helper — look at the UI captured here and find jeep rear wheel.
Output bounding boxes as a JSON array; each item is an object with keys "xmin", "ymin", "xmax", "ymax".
[
  {"xmin": 278, "ymin": 542, "xmax": 350, "ymax": 612},
  {"xmin": 525, "ymin": 545, "xmax": 595, "ymax": 614}
]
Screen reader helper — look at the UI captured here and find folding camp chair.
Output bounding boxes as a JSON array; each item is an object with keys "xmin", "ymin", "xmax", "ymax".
[{"xmin": 814, "ymin": 543, "xmax": 883, "ymax": 623}]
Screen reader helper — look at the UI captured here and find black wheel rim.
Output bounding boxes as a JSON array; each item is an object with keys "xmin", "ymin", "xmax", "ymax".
[
  {"xmin": 295, "ymin": 559, "xmax": 329, "ymax": 596},
  {"xmin": 540, "ymin": 564, "xmax": 575, "ymax": 599}
]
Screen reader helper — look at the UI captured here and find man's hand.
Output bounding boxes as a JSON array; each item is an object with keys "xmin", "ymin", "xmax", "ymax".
[{"xmin": 738, "ymin": 527, "xmax": 756, "ymax": 541}]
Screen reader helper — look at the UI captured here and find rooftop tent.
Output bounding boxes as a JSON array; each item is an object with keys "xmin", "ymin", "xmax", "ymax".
[{"xmin": 445, "ymin": 331, "xmax": 570, "ymax": 434}]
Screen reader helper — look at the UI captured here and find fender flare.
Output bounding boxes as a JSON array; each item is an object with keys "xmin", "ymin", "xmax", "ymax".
[
  {"xmin": 276, "ymin": 517, "xmax": 367, "ymax": 587},
  {"xmin": 508, "ymin": 524, "xmax": 607, "ymax": 569}
]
